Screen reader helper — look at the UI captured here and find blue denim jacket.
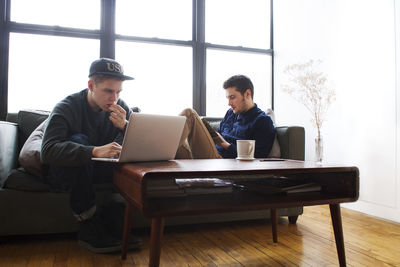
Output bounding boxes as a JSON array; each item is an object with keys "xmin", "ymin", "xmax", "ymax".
[{"xmin": 216, "ymin": 104, "xmax": 275, "ymax": 158}]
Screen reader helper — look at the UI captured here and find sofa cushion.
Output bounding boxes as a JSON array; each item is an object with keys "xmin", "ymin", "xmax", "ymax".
[
  {"xmin": 266, "ymin": 109, "xmax": 281, "ymax": 158},
  {"xmin": 5, "ymin": 168, "xmax": 51, "ymax": 192},
  {"xmin": 18, "ymin": 119, "xmax": 47, "ymax": 177},
  {"xmin": 17, "ymin": 110, "xmax": 50, "ymax": 151},
  {"xmin": 5, "ymin": 167, "xmax": 117, "ymax": 193},
  {"xmin": 268, "ymin": 135, "xmax": 281, "ymax": 158}
]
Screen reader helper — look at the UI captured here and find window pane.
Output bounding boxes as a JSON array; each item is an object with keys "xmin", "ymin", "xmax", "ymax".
[
  {"xmin": 116, "ymin": 41, "xmax": 192, "ymax": 115},
  {"xmin": 8, "ymin": 33, "xmax": 99, "ymax": 112},
  {"xmin": 10, "ymin": 0, "xmax": 100, "ymax": 29},
  {"xmin": 116, "ymin": 0, "xmax": 192, "ymax": 40},
  {"xmin": 206, "ymin": 0, "xmax": 270, "ymax": 49},
  {"xmin": 206, "ymin": 49, "xmax": 272, "ymax": 117}
]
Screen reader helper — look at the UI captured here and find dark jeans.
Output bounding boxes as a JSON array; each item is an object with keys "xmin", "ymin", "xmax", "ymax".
[{"xmin": 45, "ymin": 134, "xmax": 114, "ymax": 215}]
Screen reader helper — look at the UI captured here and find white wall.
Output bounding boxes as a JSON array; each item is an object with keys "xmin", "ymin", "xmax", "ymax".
[{"xmin": 274, "ymin": 0, "xmax": 400, "ymax": 222}]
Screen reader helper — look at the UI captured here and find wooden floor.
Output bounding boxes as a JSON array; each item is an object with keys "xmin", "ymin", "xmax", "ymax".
[{"xmin": 1, "ymin": 205, "xmax": 400, "ymax": 267}]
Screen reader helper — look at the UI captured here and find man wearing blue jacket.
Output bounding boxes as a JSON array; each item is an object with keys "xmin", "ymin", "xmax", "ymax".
[{"xmin": 177, "ymin": 75, "xmax": 275, "ymax": 159}]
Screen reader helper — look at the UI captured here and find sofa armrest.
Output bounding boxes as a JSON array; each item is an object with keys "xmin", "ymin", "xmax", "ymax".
[
  {"xmin": 276, "ymin": 126, "xmax": 305, "ymax": 160},
  {"xmin": 0, "ymin": 121, "xmax": 18, "ymax": 187},
  {"xmin": 6, "ymin": 112, "xmax": 18, "ymax": 123}
]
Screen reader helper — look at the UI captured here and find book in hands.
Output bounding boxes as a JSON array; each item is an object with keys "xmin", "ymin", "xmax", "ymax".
[{"xmin": 201, "ymin": 118, "xmax": 224, "ymax": 145}]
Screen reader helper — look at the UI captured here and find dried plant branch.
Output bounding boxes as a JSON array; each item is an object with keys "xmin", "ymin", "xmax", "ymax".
[{"xmin": 282, "ymin": 59, "xmax": 335, "ymax": 139}]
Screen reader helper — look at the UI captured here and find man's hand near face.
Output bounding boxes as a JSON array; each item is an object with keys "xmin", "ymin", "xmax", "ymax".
[
  {"xmin": 92, "ymin": 142, "xmax": 122, "ymax": 158},
  {"xmin": 109, "ymin": 104, "xmax": 127, "ymax": 130}
]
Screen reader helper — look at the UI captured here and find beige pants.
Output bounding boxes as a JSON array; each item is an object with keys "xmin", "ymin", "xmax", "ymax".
[{"xmin": 175, "ymin": 108, "xmax": 222, "ymax": 159}]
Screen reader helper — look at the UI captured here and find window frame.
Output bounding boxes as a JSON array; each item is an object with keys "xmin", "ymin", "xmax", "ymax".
[{"xmin": 0, "ymin": 0, "xmax": 274, "ymax": 119}]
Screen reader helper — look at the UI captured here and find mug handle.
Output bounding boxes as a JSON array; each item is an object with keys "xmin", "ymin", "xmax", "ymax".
[{"xmin": 248, "ymin": 142, "xmax": 255, "ymax": 155}]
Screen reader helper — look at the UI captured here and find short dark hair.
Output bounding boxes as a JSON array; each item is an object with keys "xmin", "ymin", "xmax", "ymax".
[
  {"xmin": 223, "ymin": 75, "xmax": 254, "ymax": 99},
  {"xmin": 90, "ymin": 74, "xmax": 124, "ymax": 85}
]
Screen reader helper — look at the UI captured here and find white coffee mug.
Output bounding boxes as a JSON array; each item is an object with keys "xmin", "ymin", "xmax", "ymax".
[{"xmin": 236, "ymin": 140, "xmax": 255, "ymax": 159}]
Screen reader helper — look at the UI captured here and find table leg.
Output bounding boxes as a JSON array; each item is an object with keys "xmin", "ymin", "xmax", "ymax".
[
  {"xmin": 121, "ymin": 203, "xmax": 134, "ymax": 260},
  {"xmin": 329, "ymin": 204, "xmax": 346, "ymax": 267},
  {"xmin": 271, "ymin": 208, "xmax": 278, "ymax": 243},
  {"xmin": 149, "ymin": 217, "xmax": 165, "ymax": 267}
]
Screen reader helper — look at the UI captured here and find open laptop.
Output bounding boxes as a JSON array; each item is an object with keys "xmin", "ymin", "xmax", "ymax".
[{"xmin": 92, "ymin": 113, "xmax": 186, "ymax": 163}]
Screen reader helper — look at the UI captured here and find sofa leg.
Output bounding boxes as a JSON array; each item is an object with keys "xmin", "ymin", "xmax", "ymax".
[{"xmin": 288, "ymin": 215, "xmax": 298, "ymax": 224}]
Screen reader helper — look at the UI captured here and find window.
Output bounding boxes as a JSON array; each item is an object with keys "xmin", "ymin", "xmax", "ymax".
[
  {"xmin": 116, "ymin": 41, "xmax": 192, "ymax": 115},
  {"xmin": 8, "ymin": 34, "xmax": 99, "ymax": 112},
  {"xmin": 204, "ymin": 0, "xmax": 273, "ymax": 116},
  {"xmin": 205, "ymin": 0, "xmax": 271, "ymax": 49},
  {"xmin": 10, "ymin": 0, "xmax": 99, "ymax": 29},
  {"xmin": 206, "ymin": 49, "xmax": 272, "ymax": 116},
  {"xmin": 115, "ymin": 0, "xmax": 193, "ymax": 115},
  {"xmin": 0, "ymin": 0, "xmax": 273, "ymax": 118},
  {"xmin": 116, "ymin": 0, "xmax": 191, "ymax": 41}
]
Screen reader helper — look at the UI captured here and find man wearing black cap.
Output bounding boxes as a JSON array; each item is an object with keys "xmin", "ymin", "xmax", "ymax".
[{"xmin": 41, "ymin": 58, "xmax": 141, "ymax": 253}]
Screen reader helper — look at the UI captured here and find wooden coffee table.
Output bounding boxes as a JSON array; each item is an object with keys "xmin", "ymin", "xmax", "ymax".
[{"xmin": 113, "ymin": 159, "xmax": 359, "ymax": 267}]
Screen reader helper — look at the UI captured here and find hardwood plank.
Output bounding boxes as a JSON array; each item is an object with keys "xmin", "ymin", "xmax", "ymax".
[
  {"xmin": 129, "ymin": 235, "xmax": 150, "ymax": 266},
  {"xmin": 172, "ymin": 231, "xmax": 219, "ymax": 266},
  {"xmin": 1, "ymin": 206, "xmax": 400, "ymax": 266},
  {"xmin": 77, "ymin": 246, "xmax": 95, "ymax": 267},
  {"xmin": 227, "ymin": 223, "xmax": 310, "ymax": 266},
  {"xmin": 299, "ymin": 206, "xmax": 400, "ymax": 265},
  {"xmin": 0, "ymin": 239, "xmax": 30, "ymax": 267},
  {"xmin": 39, "ymin": 239, "xmax": 63, "ymax": 267},
  {"xmin": 53, "ymin": 238, "xmax": 72, "ymax": 267},
  {"xmin": 179, "ymin": 227, "xmax": 238, "ymax": 266},
  {"xmin": 279, "ymin": 224, "xmax": 340, "ymax": 265},
  {"xmin": 26, "ymin": 239, "xmax": 48, "ymax": 267},
  {"xmin": 236, "ymin": 221, "xmax": 322, "ymax": 266},
  {"xmin": 201, "ymin": 225, "xmax": 284, "ymax": 266}
]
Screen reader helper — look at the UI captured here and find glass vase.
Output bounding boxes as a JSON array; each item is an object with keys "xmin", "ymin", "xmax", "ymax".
[{"xmin": 315, "ymin": 136, "xmax": 323, "ymax": 164}]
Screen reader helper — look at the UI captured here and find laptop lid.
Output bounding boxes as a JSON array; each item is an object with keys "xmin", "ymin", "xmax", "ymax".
[{"xmin": 93, "ymin": 113, "xmax": 186, "ymax": 163}]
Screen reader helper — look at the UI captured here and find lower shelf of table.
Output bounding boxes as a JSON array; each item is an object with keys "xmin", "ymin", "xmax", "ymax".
[{"xmin": 143, "ymin": 189, "xmax": 356, "ymax": 217}]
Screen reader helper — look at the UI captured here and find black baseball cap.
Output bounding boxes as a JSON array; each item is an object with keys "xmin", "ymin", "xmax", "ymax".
[{"xmin": 88, "ymin": 58, "xmax": 134, "ymax": 80}]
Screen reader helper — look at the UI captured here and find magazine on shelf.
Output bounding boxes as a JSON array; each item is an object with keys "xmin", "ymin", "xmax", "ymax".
[
  {"xmin": 176, "ymin": 178, "xmax": 234, "ymax": 195},
  {"xmin": 146, "ymin": 177, "xmax": 234, "ymax": 198}
]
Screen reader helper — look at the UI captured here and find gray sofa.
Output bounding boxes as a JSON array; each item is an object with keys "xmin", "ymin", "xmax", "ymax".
[{"xmin": 0, "ymin": 109, "xmax": 305, "ymax": 237}]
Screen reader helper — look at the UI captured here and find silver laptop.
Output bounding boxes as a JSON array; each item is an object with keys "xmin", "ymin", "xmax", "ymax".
[{"xmin": 92, "ymin": 113, "xmax": 186, "ymax": 163}]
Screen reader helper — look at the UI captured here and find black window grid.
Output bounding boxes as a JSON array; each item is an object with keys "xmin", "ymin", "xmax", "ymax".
[{"xmin": 0, "ymin": 0, "xmax": 274, "ymax": 119}]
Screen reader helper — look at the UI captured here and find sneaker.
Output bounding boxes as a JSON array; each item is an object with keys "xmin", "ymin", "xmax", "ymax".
[
  {"xmin": 100, "ymin": 203, "xmax": 142, "ymax": 250},
  {"xmin": 78, "ymin": 214, "xmax": 123, "ymax": 253}
]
